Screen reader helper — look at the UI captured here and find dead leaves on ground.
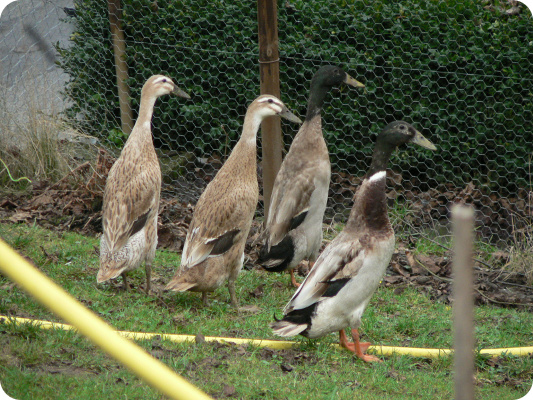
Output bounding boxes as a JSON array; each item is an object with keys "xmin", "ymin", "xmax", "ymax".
[
  {"xmin": 385, "ymin": 243, "xmax": 533, "ymax": 309},
  {"xmin": 1, "ymin": 155, "xmax": 532, "ymax": 310}
]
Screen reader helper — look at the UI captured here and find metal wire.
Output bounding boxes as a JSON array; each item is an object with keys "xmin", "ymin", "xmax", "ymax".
[{"xmin": 1, "ymin": 0, "xmax": 532, "ymax": 246}]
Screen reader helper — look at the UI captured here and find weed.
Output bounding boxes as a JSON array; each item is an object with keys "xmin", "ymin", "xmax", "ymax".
[
  {"xmin": 0, "ymin": 81, "xmax": 100, "ymax": 193},
  {"xmin": 0, "ymin": 91, "xmax": 67, "ymax": 188},
  {"xmin": 505, "ymin": 214, "xmax": 533, "ymax": 285}
]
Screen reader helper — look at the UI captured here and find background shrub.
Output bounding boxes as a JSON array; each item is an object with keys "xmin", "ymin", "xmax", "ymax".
[{"xmin": 56, "ymin": 0, "xmax": 533, "ymax": 194}]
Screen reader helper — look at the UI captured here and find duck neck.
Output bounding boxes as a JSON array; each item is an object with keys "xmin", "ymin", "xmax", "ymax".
[
  {"xmin": 346, "ymin": 140, "xmax": 395, "ymax": 233},
  {"xmin": 305, "ymin": 84, "xmax": 328, "ymax": 120},
  {"xmin": 346, "ymin": 171, "xmax": 390, "ymax": 233},
  {"xmin": 225, "ymin": 109, "xmax": 260, "ymax": 167},
  {"xmin": 367, "ymin": 139, "xmax": 394, "ymax": 177},
  {"xmin": 131, "ymin": 93, "xmax": 157, "ymax": 140},
  {"xmin": 239, "ymin": 109, "xmax": 263, "ymax": 146}
]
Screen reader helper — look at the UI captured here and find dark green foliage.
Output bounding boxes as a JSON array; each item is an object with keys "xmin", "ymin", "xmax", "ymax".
[
  {"xmin": 56, "ymin": 0, "xmax": 533, "ymax": 192},
  {"xmin": 279, "ymin": 0, "xmax": 533, "ymax": 192}
]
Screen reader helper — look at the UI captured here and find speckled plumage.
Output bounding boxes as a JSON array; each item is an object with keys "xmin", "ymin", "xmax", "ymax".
[
  {"xmin": 166, "ymin": 95, "xmax": 301, "ymax": 306},
  {"xmin": 271, "ymin": 121, "xmax": 436, "ymax": 362},
  {"xmin": 258, "ymin": 66, "xmax": 364, "ymax": 286},
  {"xmin": 97, "ymin": 75, "xmax": 189, "ymax": 293}
]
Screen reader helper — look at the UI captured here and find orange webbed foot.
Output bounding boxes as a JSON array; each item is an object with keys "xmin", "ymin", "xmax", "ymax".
[
  {"xmin": 339, "ymin": 329, "xmax": 382, "ymax": 363},
  {"xmin": 290, "ymin": 269, "xmax": 301, "ymax": 288}
]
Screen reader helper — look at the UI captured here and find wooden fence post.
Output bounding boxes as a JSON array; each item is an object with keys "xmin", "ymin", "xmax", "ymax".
[
  {"xmin": 452, "ymin": 204, "xmax": 476, "ymax": 400},
  {"xmin": 108, "ymin": 0, "xmax": 133, "ymax": 135},
  {"xmin": 257, "ymin": 0, "xmax": 282, "ymax": 220}
]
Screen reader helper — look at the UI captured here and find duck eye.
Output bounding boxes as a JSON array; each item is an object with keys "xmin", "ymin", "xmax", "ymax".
[
  {"xmin": 268, "ymin": 99, "xmax": 273, "ymax": 103},
  {"xmin": 399, "ymin": 125, "xmax": 406, "ymax": 130}
]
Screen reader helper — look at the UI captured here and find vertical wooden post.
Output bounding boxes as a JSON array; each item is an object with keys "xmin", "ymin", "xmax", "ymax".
[
  {"xmin": 452, "ymin": 204, "xmax": 476, "ymax": 400},
  {"xmin": 257, "ymin": 0, "xmax": 282, "ymax": 220},
  {"xmin": 108, "ymin": 0, "xmax": 133, "ymax": 135}
]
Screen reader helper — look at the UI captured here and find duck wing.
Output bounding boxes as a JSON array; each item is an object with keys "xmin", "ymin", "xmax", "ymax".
[
  {"xmin": 180, "ymin": 177, "xmax": 255, "ymax": 270},
  {"xmin": 283, "ymin": 232, "xmax": 366, "ymax": 313},
  {"xmin": 265, "ymin": 156, "xmax": 330, "ymax": 249},
  {"xmin": 102, "ymin": 159, "xmax": 160, "ymax": 252}
]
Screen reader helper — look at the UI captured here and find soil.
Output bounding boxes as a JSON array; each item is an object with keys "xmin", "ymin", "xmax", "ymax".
[{"xmin": 0, "ymin": 148, "xmax": 532, "ymax": 310}]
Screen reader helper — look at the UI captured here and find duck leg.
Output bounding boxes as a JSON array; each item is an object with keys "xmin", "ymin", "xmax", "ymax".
[
  {"xmin": 145, "ymin": 262, "xmax": 152, "ymax": 294},
  {"xmin": 201, "ymin": 292, "xmax": 209, "ymax": 306},
  {"xmin": 121, "ymin": 272, "xmax": 130, "ymax": 292},
  {"xmin": 289, "ymin": 269, "xmax": 301, "ymax": 288},
  {"xmin": 339, "ymin": 328, "xmax": 381, "ymax": 363},
  {"xmin": 228, "ymin": 280, "xmax": 238, "ymax": 308},
  {"xmin": 290, "ymin": 260, "xmax": 315, "ymax": 288}
]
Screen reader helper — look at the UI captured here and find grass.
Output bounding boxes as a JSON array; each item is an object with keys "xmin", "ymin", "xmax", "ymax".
[
  {"xmin": 0, "ymin": 95, "xmax": 65, "ymax": 188},
  {"xmin": 0, "ymin": 222, "xmax": 532, "ymax": 399},
  {"xmin": 505, "ymin": 214, "xmax": 533, "ymax": 286},
  {"xmin": 0, "ymin": 85, "xmax": 100, "ymax": 192}
]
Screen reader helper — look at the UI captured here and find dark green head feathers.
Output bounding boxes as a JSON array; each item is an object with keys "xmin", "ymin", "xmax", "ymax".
[
  {"xmin": 306, "ymin": 65, "xmax": 364, "ymax": 119},
  {"xmin": 368, "ymin": 121, "xmax": 436, "ymax": 177},
  {"xmin": 377, "ymin": 121, "xmax": 437, "ymax": 151},
  {"xmin": 310, "ymin": 65, "xmax": 364, "ymax": 90}
]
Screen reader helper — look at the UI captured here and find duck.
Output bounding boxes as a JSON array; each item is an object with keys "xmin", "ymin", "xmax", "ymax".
[
  {"xmin": 97, "ymin": 75, "xmax": 190, "ymax": 293},
  {"xmin": 165, "ymin": 95, "xmax": 302, "ymax": 307},
  {"xmin": 271, "ymin": 121, "xmax": 436, "ymax": 362},
  {"xmin": 257, "ymin": 65, "xmax": 365, "ymax": 287}
]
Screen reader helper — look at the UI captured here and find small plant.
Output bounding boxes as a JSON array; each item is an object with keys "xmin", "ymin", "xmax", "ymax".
[
  {"xmin": 506, "ymin": 215, "xmax": 533, "ymax": 285},
  {"xmin": 414, "ymin": 235, "xmax": 452, "ymax": 256},
  {"xmin": 0, "ymin": 87, "xmax": 70, "ymax": 189},
  {"xmin": 107, "ymin": 128, "xmax": 127, "ymax": 147}
]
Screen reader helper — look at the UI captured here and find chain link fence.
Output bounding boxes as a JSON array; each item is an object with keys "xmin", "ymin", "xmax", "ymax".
[{"xmin": 1, "ymin": 0, "xmax": 532, "ymax": 249}]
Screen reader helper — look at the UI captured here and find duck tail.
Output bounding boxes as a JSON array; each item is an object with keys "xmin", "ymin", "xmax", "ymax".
[
  {"xmin": 164, "ymin": 277, "xmax": 196, "ymax": 292},
  {"xmin": 257, "ymin": 236, "xmax": 295, "ymax": 273},
  {"xmin": 270, "ymin": 319, "xmax": 307, "ymax": 337},
  {"xmin": 98, "ymin": 237, "xmax": 129, "ymax": 283},
  {"xmin": 96, "ymin": 263, "xmax": 126, "ymax": 283}
]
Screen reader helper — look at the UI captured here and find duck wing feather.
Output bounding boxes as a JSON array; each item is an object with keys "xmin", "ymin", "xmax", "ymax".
[
  {"xmin": 180, "ymin": 176, "xmax": 256, "ymax": 270},
  {"xmin": 283, "ymin": 232, "xmax": 366, "ymax": 313},
  {"xmin": 266, "ymin": 157, "xmax": 329, "ymax": 248},
  {"xmin": 102, "ymin": 157, "xmax": 161, "ymax": 253}
]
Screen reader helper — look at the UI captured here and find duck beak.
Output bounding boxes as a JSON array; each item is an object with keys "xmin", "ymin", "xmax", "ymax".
[
  {"xmin": 344, "ymin": 73, "xmax": 365, "ymax": 88},
  {"xmin": 172, "ymin": 85, "xmax": 191, "ymax": 99},
  {"xmin": 278, "ymin": 108, "xmax": 302, "ymax": 124},
  {"xmin": 411, "ymin": 129, "xmax": 437, "ymax": 151}
]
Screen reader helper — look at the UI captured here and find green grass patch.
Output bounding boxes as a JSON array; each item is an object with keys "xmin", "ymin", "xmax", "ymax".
[{"xmin": 0, "ymin": 222, "xmax": 532, "ymax": 399}]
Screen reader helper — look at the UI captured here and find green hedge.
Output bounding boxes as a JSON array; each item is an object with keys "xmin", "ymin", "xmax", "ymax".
[{"xmin": 57, "ymin": 0, "xmax": 533, "ymax": 193}]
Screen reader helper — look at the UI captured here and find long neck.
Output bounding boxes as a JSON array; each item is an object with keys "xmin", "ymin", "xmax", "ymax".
[
  {"xmin": 222, "ymin": 108, "xmax": 261, "ymax": 167},
  {"xmin": 346, "ymin": 139, "xmax": 396, "ymax": 233},
  {"xmin": 305, "ymin": 84, "xmax": 329, "ymax": 120},
  {"xmin": 131, "ymin": 93, "xmax": 157, "ymax": 140},
  {"xmin": 367, "ymin": 139, "xmax": 395, "ymax": 177},
  {"xmin": 239, "ymin": 109, "xmax": 263, "ymax": 145},
  {"xmin": 346, "ymin": 171, "xmax": 390, "ymax": 233}
]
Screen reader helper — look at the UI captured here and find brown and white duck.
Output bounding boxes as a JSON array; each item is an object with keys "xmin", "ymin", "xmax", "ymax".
[
  {"xmin": 257, "ymin": 65, "xmax": 364, "ymax": 287},
  {"xmin": 271, "ymin": 121, "xmax": 436, "ymax": 362},
  {"xmin": 97, "ymin": 75, "xmax": 190, "ymax": 293},
  {"xmin": 165, "ymin": 95, "xmax": 301, "ymax": 307}
]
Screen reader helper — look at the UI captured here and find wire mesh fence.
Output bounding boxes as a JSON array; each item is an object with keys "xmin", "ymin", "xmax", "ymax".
[{"xmin": 1, "ymin": 0, "xmax": 532, "ymax": 249}]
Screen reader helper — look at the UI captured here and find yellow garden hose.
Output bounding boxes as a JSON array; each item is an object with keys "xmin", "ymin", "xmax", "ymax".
[
  {"xmin": 0, "ymin": 239, "xmax": 212, "ymax": 400},
  {"xmin": 2, "ymin": 315, "xmax": 532, "ymax": 359},
  {"xmin": 0, "ymin": 235, "xmax": 532, "ymax": 400}
]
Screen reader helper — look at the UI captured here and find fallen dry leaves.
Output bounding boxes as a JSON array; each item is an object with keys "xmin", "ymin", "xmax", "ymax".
[{"xmin": 1, "ymin": 151, "xmax": 532, "ymax": 310}]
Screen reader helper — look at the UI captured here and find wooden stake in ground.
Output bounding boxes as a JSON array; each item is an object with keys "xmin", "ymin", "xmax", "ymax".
[
  {"xmin": 452, "ymin": 204, "xmax": 476, "ymax": 400},
  {"xmin": 257, "ymin": 0, "xmax": 282, "ymax": 221},
  {"xmin": 108, "ymin": 0, "xmax": 133, "ymax": 135}
]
